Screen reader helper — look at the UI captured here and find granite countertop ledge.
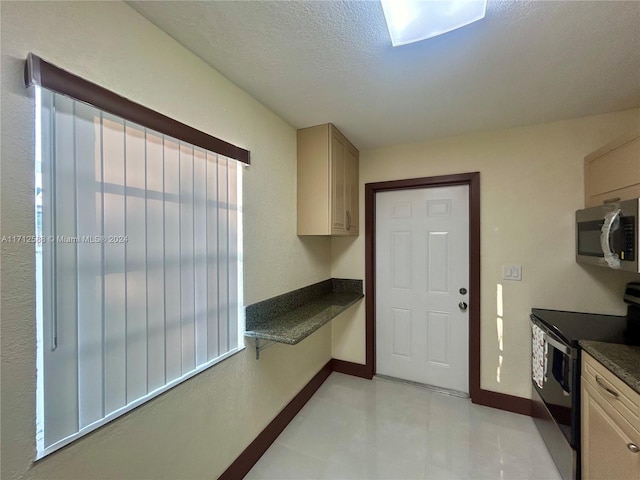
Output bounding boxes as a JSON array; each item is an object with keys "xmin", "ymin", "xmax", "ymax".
[
  {"xmin": 580, "ymin": 340, "xmax": 640, "ymax": 395},
  {"xmin": 244, "ymin": 278, "xmax": 363, "ymax": 345}
]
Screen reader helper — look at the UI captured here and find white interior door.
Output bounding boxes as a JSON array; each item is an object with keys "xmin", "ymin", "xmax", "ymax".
[{"xmin": 376, "ymin": 185, "xmax": 469, "ymax": 393}]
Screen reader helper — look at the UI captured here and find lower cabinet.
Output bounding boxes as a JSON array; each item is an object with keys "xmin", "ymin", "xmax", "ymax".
[{"xmin": 581, "ymin": 353, "xmax": 640, "ymax": 480}]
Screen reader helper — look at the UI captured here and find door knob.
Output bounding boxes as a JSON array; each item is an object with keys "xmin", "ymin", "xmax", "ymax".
[
  {"xmin": 459, "ymin": 302, "xmax": 468, "ymax": 311},
  {"xmin": 628, "ymin": 443, "xmax": 640, "ymax": 453}
]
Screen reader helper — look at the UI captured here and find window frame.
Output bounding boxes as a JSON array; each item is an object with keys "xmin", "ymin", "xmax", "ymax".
[{"xmin": 28, "ymin": 54, "xmax": 248, "ymax": 459}]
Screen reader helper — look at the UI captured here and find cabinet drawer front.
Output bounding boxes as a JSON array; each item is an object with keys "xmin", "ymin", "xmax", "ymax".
[{"xmin": 583, "ymin": 352, "xmax": 640, "ymax": 430}]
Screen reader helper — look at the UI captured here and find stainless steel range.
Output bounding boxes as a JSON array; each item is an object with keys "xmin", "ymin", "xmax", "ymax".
[{"xmin": 530, "ymin": 308, "xmax": 628, "ymax": 480}]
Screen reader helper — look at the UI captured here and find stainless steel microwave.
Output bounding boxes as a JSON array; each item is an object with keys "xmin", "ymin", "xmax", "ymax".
[{"xmin": 576, "ymin": 198, "xmax": 639, "ymax": 272}]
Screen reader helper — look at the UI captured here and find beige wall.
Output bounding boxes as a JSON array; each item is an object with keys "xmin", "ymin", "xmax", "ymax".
[
  {"xmin": 332, "ymin": 109, "xmax": 640, "ymax": 398},
  {"xmin": 1, "ymin": 2, "xmax": 332, "ymax": 479}
]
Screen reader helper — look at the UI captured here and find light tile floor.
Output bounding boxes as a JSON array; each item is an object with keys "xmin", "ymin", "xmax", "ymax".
[{"xmin": 246, "ymin": 373, "xmax": 562, "ymax": 480}]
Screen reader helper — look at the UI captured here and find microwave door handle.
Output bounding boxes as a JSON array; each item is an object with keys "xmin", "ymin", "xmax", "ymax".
[{"xmin": 601, "ymin": 209, "xmax": 622, "ymax": 269}]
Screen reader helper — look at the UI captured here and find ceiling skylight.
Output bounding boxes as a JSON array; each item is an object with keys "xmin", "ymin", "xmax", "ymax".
[{"xmin": 381, "ymin": 0, "xmax": 487, "ymax": 46}]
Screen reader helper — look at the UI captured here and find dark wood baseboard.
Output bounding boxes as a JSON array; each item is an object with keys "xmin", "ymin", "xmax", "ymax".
[
  {"xmin": 219, "ymin": 358, "xmax": 532, "ymax": 479},
  {"xmin": 218, "ymin": 360, "xmax": 332, "ymax": 480},
  {"xmin": 472, "ymin": 388, "xmax": 533, "ymax": 417},
  {"xmin": 331, "ymin": 359, "xmax": 533, "ymax": 418},
  {"xmin": 331, "ymin": 359, "xmax": 373, "ymax": 379}
]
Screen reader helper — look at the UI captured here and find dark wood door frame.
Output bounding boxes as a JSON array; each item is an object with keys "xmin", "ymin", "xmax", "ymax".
[
  {"xmin": 364, "ymin": 172, "xmax": 531, "ymax": 415},
  {"xmin": 364, "ymin": 173, "xmax": 480, "ymax": 396}
]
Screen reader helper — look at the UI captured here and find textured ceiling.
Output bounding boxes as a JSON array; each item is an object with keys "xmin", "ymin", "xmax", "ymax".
[{"xmin": 128, "ymin": 1, "xmax": 640, "ymax": 149}]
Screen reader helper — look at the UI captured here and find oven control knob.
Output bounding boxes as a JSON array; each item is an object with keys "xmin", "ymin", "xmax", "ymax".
[
  {"xmin": 628, "ymin": 443, "xmax": 640, "ymax": 453},
  {"xmin": 458, "ymin": 302, "xmax": 468, "ymax": 311}
]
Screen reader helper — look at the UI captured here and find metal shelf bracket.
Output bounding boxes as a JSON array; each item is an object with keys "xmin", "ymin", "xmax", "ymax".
[{"xmin": 255, "ymin": 338, "xmax": 276, "ymax": 360}]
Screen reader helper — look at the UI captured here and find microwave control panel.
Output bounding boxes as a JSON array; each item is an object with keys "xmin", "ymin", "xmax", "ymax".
[{"xmin": 621, "ymin": 217, "xmax": 636, "ymax": 261}]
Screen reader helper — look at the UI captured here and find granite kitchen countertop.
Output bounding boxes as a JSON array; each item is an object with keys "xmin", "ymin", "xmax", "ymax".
[
  {"xmin": 580, "ymin": 340, "xmax": 640, "ymax": 394},
  {"xmin": 244, "ymin": 278, "xmax": 363, "ymax": 345}
]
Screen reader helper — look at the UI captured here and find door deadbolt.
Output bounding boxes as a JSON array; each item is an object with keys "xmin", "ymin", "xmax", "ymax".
[
  {"xmin": 459, "ymin": 302, "xmax": 468, "ymax": 311},
  {"xmin": 459, "ymin": 288, "xmax": 467, "ymax": 295}
]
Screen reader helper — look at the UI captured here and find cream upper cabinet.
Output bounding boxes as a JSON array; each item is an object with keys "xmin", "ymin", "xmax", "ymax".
[
  {"xmin": 581, "ymin": 352, "xmax": 640, "ymax": 480},
  {"xmin": 585, "ymin": 129, "xmax": 640, "ymax": 207},
  {"xmin": 297, "ymin": 123, "xmax": 359, "ymax": 236}
]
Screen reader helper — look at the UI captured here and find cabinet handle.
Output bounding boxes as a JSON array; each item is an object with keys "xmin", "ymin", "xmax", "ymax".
[
  {"xmin": 346, "ymin": 211, "xmax": 351, "ymax": 230},
  {"xmin": 628, "ymin": 443, "xmax": 640, "ymax": 453},
  {"xmin": 603, "ymin": 197, "xmax": 621, "ymax": 204},
  {"xmin": 595, "ymin": 375, "xmax": 619, "ymax": 398}
]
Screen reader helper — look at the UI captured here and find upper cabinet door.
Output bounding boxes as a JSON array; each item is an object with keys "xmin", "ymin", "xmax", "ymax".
[
  {"xmin": 297, "ymin": 124, "xmax": 359, "ymax": 236},
  {"xmin": 585, "ymin": 129, "xmax": 640, "ymax": 207}
]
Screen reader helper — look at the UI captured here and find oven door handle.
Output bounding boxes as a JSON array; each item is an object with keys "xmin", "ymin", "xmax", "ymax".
[
  {"xmin": 530, "ymin": 315, "xmax": 573, "ymax": 356},
  {"xmin": 543, "ymin": 332, "xmax": 571, "ymax": 355}
]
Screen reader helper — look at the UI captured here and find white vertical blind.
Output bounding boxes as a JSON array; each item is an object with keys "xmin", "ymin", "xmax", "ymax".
[{"xmin": 35, "ymin": 88, "xmax": 244, "ymax": 458}]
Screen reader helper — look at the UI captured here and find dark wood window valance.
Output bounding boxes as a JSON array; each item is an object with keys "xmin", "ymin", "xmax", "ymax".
[{"xmin": 24, "ymin": 53, "xmax": 250, "ymax": 165}]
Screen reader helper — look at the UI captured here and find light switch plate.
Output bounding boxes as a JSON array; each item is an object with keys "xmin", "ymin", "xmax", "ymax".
[
  {"xmin": 503, "ymin": 265, "xmax": 522, "ymax": 281},
  {"xmin": 503, "ymin": 266, "xmax": 512, "ymax": 279}
]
